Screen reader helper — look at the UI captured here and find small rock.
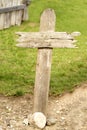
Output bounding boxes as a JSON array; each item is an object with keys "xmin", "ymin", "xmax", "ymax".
[
  {"xmin": 46, "ymin": 117, "xmax": 57, "ymax": 126},
  {"xmin": 9, "ymin": 120, "xmax": 17, "ymax": 128},
  {"xmin": 6, "ymin": 119, "xmax": 10, "ymax": 126},
  {"xmin": 6, "ymin": 106, "xmax": 11, "ymax": 111},
  {"xmin": 56, "ymin": 111, "xmax": 60, "ymax": 114},
  {"xmin": 71, "ymin": 32, "xmax": 81, "ymax": 37},
  {"xmin": 61, "ymin": 117, "xmax": 65, "ymax": 120},
  {"xmin": 28, "ymin": 112, "xmax": 46, "ymax": 129},
  {"xmin": 23, "ymin": 118, "xmax": 29, "ymax": 125}
]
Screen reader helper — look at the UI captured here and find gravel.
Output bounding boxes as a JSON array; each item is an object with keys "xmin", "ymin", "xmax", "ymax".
[{"xmin": 0, "ymin": 84, "xmax": 87, "ymax": 130}]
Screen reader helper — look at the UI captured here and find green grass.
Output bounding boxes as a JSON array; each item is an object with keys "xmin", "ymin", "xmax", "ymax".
[{"xmin": 0, "ymin": 0, "xmax": 87, "ymax": 95}]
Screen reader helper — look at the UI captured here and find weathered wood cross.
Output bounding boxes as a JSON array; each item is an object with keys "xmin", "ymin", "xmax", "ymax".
[{"xmin": 16, "ymin": 9, "xmax": 76, "ymax": 116}]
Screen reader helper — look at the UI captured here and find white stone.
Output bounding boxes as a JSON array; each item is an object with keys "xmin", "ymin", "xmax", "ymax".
[
  {"xmin": 23, "ymin": 118, "xmax": 29, "ymax": 125},
  {"xmin": 61, "ymin": 117, "xmax": 65, "ymax": 120},
  {"xmin": 28, "ymin": 112, "xmax": 46, "ymax": 129},
  {"xmin": 10, "ymin": 120, "xmax": 16, "ymax": 125},
  {"xmin": 71, "ymin": 32, "xmax": 81, "ymax": 37},
  {"xmin": 56, "ymin": 110, "xmax": 60, "ymax": 114},
  {"xmin": 6, "ymin": 106, "xmax": 11, "ymax": 111}
]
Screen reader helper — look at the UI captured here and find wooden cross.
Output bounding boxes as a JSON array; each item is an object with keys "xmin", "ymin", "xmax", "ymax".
[{"xmin": 16, "ymin": 8, "xmax": 76, "ymax": 116}]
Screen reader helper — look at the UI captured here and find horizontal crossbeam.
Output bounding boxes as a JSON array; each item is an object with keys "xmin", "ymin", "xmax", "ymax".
[
  {"xmin": 16, "ymin": 32, "xmax": 77, "ymax": 48},
  {"xmin": 0, "ymin": 4, "xmax": 26, "ymax": 14},
  {"xmin": 16, "ymin": 32, "xmax": 73, "ymax": 40}
]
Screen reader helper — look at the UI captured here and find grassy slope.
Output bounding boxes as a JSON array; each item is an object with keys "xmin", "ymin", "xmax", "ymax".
[{"xmin": 0, "ymin": 0, "xmax": 87, "ymax": 95}]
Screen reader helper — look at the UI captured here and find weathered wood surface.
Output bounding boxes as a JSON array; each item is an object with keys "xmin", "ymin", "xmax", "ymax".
[
  {"xmin": 0, "ymin": 4, "xmax": 26, "ymax": 13},
  {"xmin": 16, "ymin": 0, "xmax": 23, "ymax": 26},
  {"xmin": 16, "ymin": 32, "xmax": 73, "ymax": 39},
  {"xmin": 4, "ymin": 0, "xmax": 11, "ymax": 29},
  {"xmin": 34, "ymin": 49, "xmax": 52, "ymax": 115},
  {"xmin": 16, "ymin": 32, "xmax": 76, "ymax": 48},
  {"xmin": 16, "ymin": 8, "xmax": 78, "ymax": 116},
  {"xmin": 33, "ymin": 9, "xmax": 56, "ymax": 115},
  {"xmin": 0, "ymin": 0, "xmax": 5, "ymax": 29},
  {"xmin": 0, "ymin": 0, "xmax": 29, "ymax": 30},
  {"xmin": 16, "ymin": 40, "xmax": 76, "ymax": 48}
]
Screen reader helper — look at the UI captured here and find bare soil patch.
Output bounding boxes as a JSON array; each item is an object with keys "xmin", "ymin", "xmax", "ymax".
[{"xmin": 0, "ymin": 84, "xmax": 87, "ymax": 130}]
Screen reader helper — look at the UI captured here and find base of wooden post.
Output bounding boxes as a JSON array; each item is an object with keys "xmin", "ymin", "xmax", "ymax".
[{"xmin": 34, "ymin": 48, "xmax": 52, "ymax": 115}]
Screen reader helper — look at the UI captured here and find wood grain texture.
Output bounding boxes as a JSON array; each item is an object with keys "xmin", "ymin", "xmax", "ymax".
[
  {"xmin": 4, "ymin": 0, "xmax": 11, "ymax": 29},
  {"xmin": 33, "ymin": 9, "xmax": 56, "ymax": 115},
  {"xmin": 34, "ymin": 48, "xmax": 52, "ymax": 115},
  {"xmin": 16, "ymin": 0, "xmax": 23, "ymax": 25},
  {"xmin": 16, "ymin": 32, "xmax": 74, "ymax": 40},
  {"xmin": 23, "ymin": 5, "xmax": 28, "ymax": 21},
  {"xmin": 16, "ymin": 40, "xmax": 76, "ymax": 48},
  {"xmin": 0, "ymin": 4, "xmax": 26, "ymax": 13},
  {"xmin": 16, "ymin": 8, "xmax": 77, "ymax": 116},
  {"xmin": 0, "ymin": 0, "xmax": 28, "ymax": 29},
  {"xmin": 16, "ymin": 32, "xmax": 76, "ymax": 48},
  {"xmin": 0, "ymin": 0, "xmax": 5, "ymax": 29}
]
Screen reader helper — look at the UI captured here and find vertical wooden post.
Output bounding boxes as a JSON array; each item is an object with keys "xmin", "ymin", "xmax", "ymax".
[
  {"xmin": 0, "ymin": 0, "xmax": 4, "ymax": 29},
  {"xmin": 4, "ymin": 0, "xmax": 11, "ymax": 29},
  {"xmin": 16, "ymin": 0, "xmax": 23, "ymax": 25},
  {"xmin": 11, "ymin": 0, "xmax": 16, "ymax": 26},
  {"xmin": 34, "ymin": 9, "xmax": 56, "ymax": 115},
  {"xmin": 23, "ymin": 0, "xmax": 29, "ymax": 21}
]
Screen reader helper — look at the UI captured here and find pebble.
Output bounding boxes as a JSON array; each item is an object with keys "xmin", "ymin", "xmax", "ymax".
[
  {"xmin": 10, "ymin": 120, "xmax": 16, "ymax": 125},
  {"xmin": 61, "ymin": 117, "xmax": 65, "ymax": 120},
  {"xmin": 46, "ymin": 117, "xmax": 57, "ymax": 126},
  {"xmin": 56, "ymin": 111, "xmax": 60, "ymax": 114},
  {"xmin": 23, "ymin": 118, "xmax": 29, "ymax": 125},
  {"xmin": 6, "ymin": 106, "xmax": 11, "ymax": 111}
]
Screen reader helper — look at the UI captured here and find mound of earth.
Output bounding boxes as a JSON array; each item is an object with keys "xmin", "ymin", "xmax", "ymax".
[{"xmin": 0, "ymin": 83, "xmax": 87, "ymax": 130}]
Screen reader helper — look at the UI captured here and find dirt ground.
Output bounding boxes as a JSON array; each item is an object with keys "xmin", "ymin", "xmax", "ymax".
[{"xmin": 0, "ymin": 83, "xmax": 87, "ymax": 130}]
